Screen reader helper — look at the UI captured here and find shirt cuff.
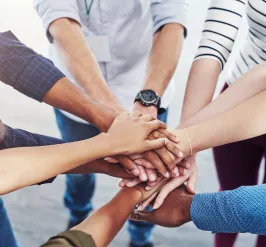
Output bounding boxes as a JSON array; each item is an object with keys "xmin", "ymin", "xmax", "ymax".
[
  {"xmin": 152, "ymin": 1, "xmax": 189, "ymax": 38},
  {"xmin": 17, "ymin": 54, "xmax": 65, "ymax": 102}
]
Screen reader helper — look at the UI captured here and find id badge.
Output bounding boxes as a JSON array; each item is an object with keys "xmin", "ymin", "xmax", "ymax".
[{"xmin": 86, "ymin": 36, "xmax": 111, "ymax": 62}]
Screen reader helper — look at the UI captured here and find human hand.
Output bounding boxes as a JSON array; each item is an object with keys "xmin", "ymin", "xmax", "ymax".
[
  {"xmin": 134, "ymin": 101, "xmax": 157, "ymax": 117},
  {"xmin": 139, "ymin": 165, "xmax": 195, "ymax": 210},
  {"xmin": 134, "ymin": 102, "xmax": 183, "ymax": 176},
  {"xmin": 130, "ymin": 185, "xmax": 193, "ymax": 227},
  {"xmin": 107, "ymin": 112, "xmax": 168, "ymax": 156}
]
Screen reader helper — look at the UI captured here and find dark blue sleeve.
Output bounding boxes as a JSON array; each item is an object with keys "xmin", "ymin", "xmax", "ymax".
[
  {"xmin": 0, "ymin": 31, "xmax": 65, "ymax": 102},
  {"xmin": 0, "ymin": 123, "xmax": 65, "ymax": 184},
  {"xmin": 191, "ymin": 184, "xmax": 266, "ymax": 235}
]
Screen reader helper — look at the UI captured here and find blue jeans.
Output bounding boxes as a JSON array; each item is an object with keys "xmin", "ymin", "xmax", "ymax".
[
  {"xmin": 0, "ymin": 198, "xmax": 19, "ymax": 247},
  {"xmin": 54, "ymin": 108, "xmax": 168, "ymax": 246}
]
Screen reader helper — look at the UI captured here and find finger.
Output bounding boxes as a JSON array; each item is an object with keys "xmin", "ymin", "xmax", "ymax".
[
  {"xmin": 138, "ymin": 166, "xmax": 148, "ymax": 181},
  {"xmin": 145, "ymin": 138, "xmax": 167, "ymax": 153},
  {"xmin": 146, "ymin": 176, "xmax": 163, "ymax": 189},
  {"xmin": 142, "ymin": 151, "xmax": 169, "ymax": 178},
  {"xmin": 134, "ymin": 159, "xmax": 154, "ymax": 169},
  {"xmin": 146, "ymin": 120, "xmax": 167, "ymax": 132},
  {"xmin": 104, "ymin": 157, "xmax": 119, "ymax": 163},
  {"xmin": 116, "ymin": 156, "xmax": 139, "ymax": 176},
  {"xmin": 126, "ymin": 178, "xmax": 143, "ymax": 187},
  {"xmin": 130, "ymin": 210, "xmax": 153, "ymax": 223},
  {"xmin": 119, "ymin": 179, "xmax": 130, "ymax": 187},
  {"xmin": 138, "ymin": 191, "xmax": 159, "ymax": 211},
  {"xmin": 176, "ymin": 159, "xmax": 190, "ymax": 169},
  {"xmin": 130, "ymin": 154, "xmax": 143, "ymax": 160},
  {"xmin": 146, "ymin": 168, "xmax": 157, "ymax": 182},
  {"xmin": 150, "ymin": 132, "xmax": 176, "ymax": 173},
  {"xmin": 141, "ymin": 114, "xmax": 156, "ymax": 122},
  {"xmin": 153, "ymin": 175, "xmax": 190, "ymax": 209},
  {"xmin": 187, "ymin": 168, "xmax": 198, "ymax": 194},
  {"xmin": 130, "ymin": 111, "xmax": 143, "ymax": 117},
  {"xmin": 157, "ymin": 129, "xmax": 180, "ymax": 143},
  {"xmin": 165, "ymin": 140, "xmax": 184, "ymax": 159},
  {"xmin": 108, "ymin": 164, "xmax": 135, "ymax": 179}
]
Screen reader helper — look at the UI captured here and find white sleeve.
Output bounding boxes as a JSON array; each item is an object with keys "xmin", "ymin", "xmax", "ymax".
[
  {"xmin": 195, "ymin": 0, "xmax": 247, "ymax": 70},
  {"xmin": 151, "ymin": 0, "xmax": 190, "ymax": 37},
  {"xmin": 33, "ymin": 0, "xmax": 81, "ymax": 43}
]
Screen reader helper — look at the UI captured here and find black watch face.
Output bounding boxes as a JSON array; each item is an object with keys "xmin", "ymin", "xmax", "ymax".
[{"xmin": 140, "ymin": 90, "xmax": 157, "ymax": 103}]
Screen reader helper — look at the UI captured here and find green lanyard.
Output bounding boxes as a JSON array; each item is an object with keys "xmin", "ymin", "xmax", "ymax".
[{"xmin": 84, "ymin": 0, "xmax": 94, "ymax": 16}]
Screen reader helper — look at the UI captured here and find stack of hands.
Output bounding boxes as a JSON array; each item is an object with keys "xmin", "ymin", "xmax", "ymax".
[{"xmin": 99, "ymin": 110, "xmax": 198, "ymax": 227}]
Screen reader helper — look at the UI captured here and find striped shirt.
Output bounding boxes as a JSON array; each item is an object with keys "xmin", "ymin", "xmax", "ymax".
[{"xmin": 195, "ymin": 0, "xmax": 266, "ymax": 85}]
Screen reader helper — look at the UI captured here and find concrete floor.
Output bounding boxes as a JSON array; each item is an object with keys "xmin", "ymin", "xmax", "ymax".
[{"xmin": 0, "ymin": 0, "xmax": 259, "ymax": 246}]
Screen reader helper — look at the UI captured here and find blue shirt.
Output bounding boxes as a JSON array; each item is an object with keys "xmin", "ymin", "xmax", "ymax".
[
  {"xmin": 0, "ymin": 31, "xmax": 65, "ymax": 102},
  {"xmin": 191, "ymin": 184, "xmax": 266, "ymax": 235}
]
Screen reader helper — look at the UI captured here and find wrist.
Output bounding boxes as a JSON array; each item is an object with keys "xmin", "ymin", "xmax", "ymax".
[
  {"xmin": 180, "ymin": 195, "xmax": 193, "ymax": 224},
  {"xmin": 171, "ymin": 129, "xmax": 191, "ymax": 157},
  {"xmin": 134, "ymin": 102, "xmax": 158, "ymax": 117}
]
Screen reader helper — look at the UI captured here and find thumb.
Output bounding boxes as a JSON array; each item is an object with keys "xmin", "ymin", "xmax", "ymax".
[
  {"xmin": 130, "ymin": 209, "xmax": 153, "ymax": 223},
  {"xmin": 145, "ymin": 138, "xmax": 166, "ymax": 151},
  {"xmin": 146, "ymin": 120, "xmax": 167, "ymax": 132}
]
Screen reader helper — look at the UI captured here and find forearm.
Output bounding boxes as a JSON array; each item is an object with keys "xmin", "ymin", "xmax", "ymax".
[
  {"xmin": 186, "ymin": 89, "xmax": 266, "ymax": 153},
  {"xmin": 44, "ymin": 77, "xmax": 118, "ymax": 131},
  {"xmin": 191, "ymin": 184, "xmax": 266, "ymax": 235},
  {"xmin": 0, "ymin": 133, "xmax": 113, "ymax": 194},
  {"xmin": 180, "ymin": 59, "xmax": 220, "ymax": 122},
  {"xmin": 144, "ymin": 23, "xmax": 184, "ymax": 96},
  {"xmin": 49, "ymin": 18, "xmax": 123, "ymax": 110},
  {"xmin": 180, "ymin": 63, "xmax": 266, "ymax": 128},
  {"xmin": 73, "ymin": 188, "xmax": 140, "ymax": 247}
]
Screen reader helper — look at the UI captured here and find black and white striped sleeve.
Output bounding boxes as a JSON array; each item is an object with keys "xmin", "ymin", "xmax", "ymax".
[{"xmin": 195, "ymin": 0, "xmax": 247, "ymax": 70}]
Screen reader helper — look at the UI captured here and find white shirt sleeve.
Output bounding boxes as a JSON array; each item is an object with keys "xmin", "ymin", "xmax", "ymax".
[
  {"xmin": 151, "ymin": 0, "xmax": 190, "ymax": 37},
  {"xmin": 33, "ymin": 0, "xmax": 81, "ymax": 43},
  {"xmin": 195, "ymin": 0, "xmax": 247, "ymax": 70}
]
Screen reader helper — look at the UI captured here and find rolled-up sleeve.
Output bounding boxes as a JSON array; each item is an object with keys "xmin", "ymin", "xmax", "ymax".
[
  {"xmin": 0, "ymin": 31, "xmax": 65, "ymax": 102},
  {"xmin": 190, "ymin": 185, "xmax": 266, "ymax": 235},
  {"xmin": 34, "ymin": 0, "xmax": 81, "ymax": 43},
  {"xmin": 151, "ymin": 0, "xmax": 189, "ymax": 37}
]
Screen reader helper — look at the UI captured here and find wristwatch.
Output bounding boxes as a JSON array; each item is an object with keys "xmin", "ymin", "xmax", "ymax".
[{"xmin": 134, "ymin": 89, "xmax": 165, "ymax": 114}]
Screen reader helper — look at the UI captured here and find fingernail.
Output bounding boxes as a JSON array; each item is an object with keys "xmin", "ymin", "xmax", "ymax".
[
  {"xmin": 145, "ymin": 186, "xmax": 151, "ymax": 190},
  {"xmin": 150, "ymin": 174, "xmax": 156, "ymax": 181},
  {"xmin": 141, "ymin": 173, "xmax": 148, "ymax": 181},
  {"xmin": 190, "ymin": 186, "xmax": 195, "ymax": 193},
  {"xmin": 164, "ymin": 171, "xmax": 170, "ymax": 178},
  {"xmin": 153, "ymin": 202, "xmax": 160, "ymax": 209},
  {"xmin": 119, "ymin": 181, "xmax": 125, "ymax": 187},
  {"xmin": 104, "ymin": 157, "xmax": 110, "ymax": 161},
  {"xmin": 132, "ymin": 169, "xmax": 139, "ymax": 176},
  {"xmin": 174, "ymin": 167, "xmax": 178, "ymax": 174},
  {"xmin": 178, "ymin": 151, "xmax": 184, "ymax": 157},
  {"xmin": 135, "ymin": 160, "xmax": 142, "ymax": 165},
  {"xmin": 138, "ymin": 205, "xmax": 143, "ymax": 211}
]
